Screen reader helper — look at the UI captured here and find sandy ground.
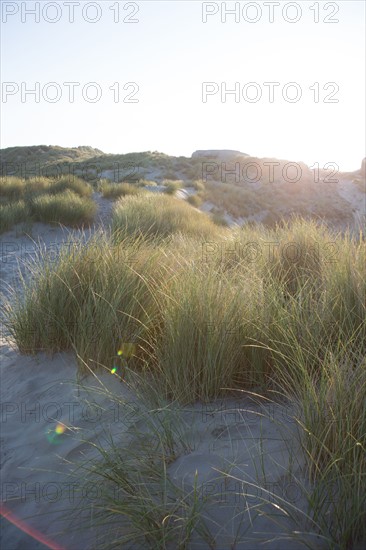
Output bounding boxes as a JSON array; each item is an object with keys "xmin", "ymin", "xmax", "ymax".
[
  {"xmin": 199, "ymin": 200, "xmax": 267, "ymax": 228},
  {"xmin": 99, "ymin": 169, "xmax": 365, "ymax": 233},
  {"xmin": 335, "ymin": 178, "xmax": 366, "ymax": 233},
  {"xmin": 0, "ymin": 185, "xmax": 363, "ymax": 549},
  {"xmin": 194, "ymin": 177, "xmax": 366, "ymax": 232},
  {"xmin": 175, "ymin": 187, "xmax": 197, "ymax": 200},
  {"xmin": 0, "ymin": 338, "xmax": 322, "ymax": 549}
]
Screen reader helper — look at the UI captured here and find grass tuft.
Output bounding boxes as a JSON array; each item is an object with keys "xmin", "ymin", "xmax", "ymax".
[
  {"xmin": 101, "ymin": 181, "xmax": 144, "ymax": 199},
  {"xmin": 112, "ymin": 193, "xmax": 221, "ymax": 241},
  {"xmin": 4, "ymin": 210, "xmax": 366, "ymax": 548}
]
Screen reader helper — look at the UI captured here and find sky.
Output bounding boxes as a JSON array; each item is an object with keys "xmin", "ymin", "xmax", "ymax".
[{"xmin": 0, "ymin": 0, "xmax": 365, "ymax": 171}]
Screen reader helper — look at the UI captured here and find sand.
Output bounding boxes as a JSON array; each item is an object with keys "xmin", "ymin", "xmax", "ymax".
[
  {"xmin": 336, "ymin": 178, "xmax": 366, "ymax": 233},
  {"xmin": 177, "ymin": 177, "xmax": 366, "ymax": 232},
  {"xmin": 1, "ymin": 337, "xmax": 322, "ymax": 549}
]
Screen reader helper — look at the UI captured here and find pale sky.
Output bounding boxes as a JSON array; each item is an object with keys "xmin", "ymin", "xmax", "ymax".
[{"xmin": 1, "ymin": 0, "xmax": 365, "ymax": 171}]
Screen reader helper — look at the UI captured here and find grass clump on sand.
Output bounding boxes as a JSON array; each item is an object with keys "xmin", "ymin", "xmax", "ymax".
[
  {"xmin": 0, "ymin": 176, "xmax": 95, "ymax": 232},
  {"xmin": 0, "ymin": 176, "xmax": 28, "ymax": 200},
  {"xmin": 47, "ymin": 176, "xmax": 93, "ymax": 197},
  {"xmin": 30, "ymin": 191, "xmax": 96, "ymax": 226},
  {"xmin": 5, "ymin": 232, "xmax": 159, "ymax": 371},
  {"xmin": 190, "ymin": 179, "xmax": 205, "ymax": 192},
  {"xmin": 112, "ymin": 193, "xmax": 221, "ymax": 241},
  {"xmin": 5, "ymin": 206, "xmax": 366, "ymax": 549},
  {"xmin": 294, "ymin": 348, "xmax": 366, "ymax": 547},
  {"xmin": 151, "ymin": 262, "xmax": 259, "ymax": 401},
  {"xmin": 0, "ymin": 201, "xmax": 30, "ymax": 233},
  {"xmin": 101, "ymin": 181, "xmax": 144, "ymax": 199},
  {"xmin": 6, "ymin": 216, "xmax": 365, "ymax": 398},
  {"xmin": 0, "ymin": 175, "xmax": 92, "ymax": 200},
  {"xmin": 187, "ymin": 194, "xmax": 203, "ymax": 207},
  {"xmin": 163, "ymin": 180, "xmax": 181, "ymax": 194},
  {"xmin": 211, "ymin": 210, "xmax": 229, "ymax": 226}
]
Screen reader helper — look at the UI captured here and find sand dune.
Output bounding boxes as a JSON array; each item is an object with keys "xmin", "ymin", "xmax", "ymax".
[{"xmin": 0, "ymin": 178, "xmax": 364, "ymax": 549}]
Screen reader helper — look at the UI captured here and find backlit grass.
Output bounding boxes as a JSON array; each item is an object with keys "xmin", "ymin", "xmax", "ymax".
[
  {"xmin": 112, "ymin": 193, "xmax": 222, "ymax": 241},
  {"xmin": 101, "ymin": 181, "xmax": 144, "ymax": 199},
  {"xmin": 4, "ymin": 201, "xmax": 366, "ymax": 548},
  {"xmin": 0, "ymin": 176, "xmax": 95, "ymax": 232},
  {"xmin": 30, "ymin": 191, "xmax": 96, "ymax": 226},
  {"xmin": 0, "ymin": 201, "xmax": 29, "ymax": 233}
]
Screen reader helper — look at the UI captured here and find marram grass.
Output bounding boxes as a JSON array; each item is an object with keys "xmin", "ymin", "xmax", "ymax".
[
  {"xmin": 0, "ymin": 176, "xmax": 94, "ymax": 232},
  {"xmin": 101, "ymin": 181, "xmax": 144, "ymax": 199},
  {"xmin": 4, "ymin": 208, "xmax": 366, "ymax": 549},
  {"xmin": 112, "ymin": 193, "xmax": 222, "ymax": 241}
]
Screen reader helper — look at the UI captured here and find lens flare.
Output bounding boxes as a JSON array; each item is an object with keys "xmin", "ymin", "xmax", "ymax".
[
  {"xmin": 117, "ymin": 343, "xmax": 136, "ymax": 358},
  {"xmin": 55, "ymin": 423, "xmax": 66, "ymax": 435},
  {"xmin": 0, "ymin": 504, "xmax": 66, "ymax": 550},
  {"xmin": 46, "ymin": 422, "xmax": 67, "ymax": 444}
]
